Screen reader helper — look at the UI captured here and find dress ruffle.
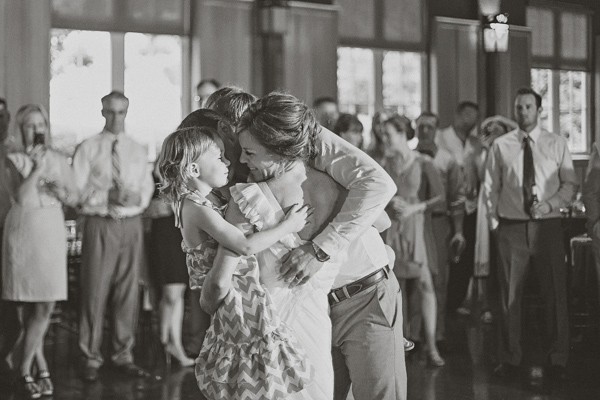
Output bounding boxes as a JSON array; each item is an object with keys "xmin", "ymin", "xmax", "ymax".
[
  {"xmin": 230, "ymin": 183, "xmax": 301, "ymax": 254},
  {"xmin": 197, "ymin": 302, "xmax": 314, "ymax": 399}
]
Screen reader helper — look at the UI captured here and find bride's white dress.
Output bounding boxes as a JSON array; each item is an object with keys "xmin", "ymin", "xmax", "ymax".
[{"xmin": 232, "ymin": 182, "xmax": 340, "ymax": 400}]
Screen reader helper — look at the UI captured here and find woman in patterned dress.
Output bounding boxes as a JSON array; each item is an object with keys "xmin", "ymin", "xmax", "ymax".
[{"xmin": 380, "ymin": 114, "xmax": 446, "ymax": 367}]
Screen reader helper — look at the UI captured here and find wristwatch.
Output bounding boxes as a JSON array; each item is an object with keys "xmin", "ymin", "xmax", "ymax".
[{"xmin": 311, "ymin": 241, "xmax": 330, "ymax": 262}]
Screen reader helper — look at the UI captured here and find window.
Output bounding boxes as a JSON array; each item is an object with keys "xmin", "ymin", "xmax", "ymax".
[
  {"xmin": 531, "ymin": 68, "xmax": 589, "ymax": 153},
  {"xmin": 337, "ymin": 46, "xmax": 423, "ymax": 137},
  {"xmin": 50, "ymin": 29, "xmax": 183, "ymax": 159},
  {"xmin": 527, "ymin": 4, "xmax": 591, "ymax": 154}
]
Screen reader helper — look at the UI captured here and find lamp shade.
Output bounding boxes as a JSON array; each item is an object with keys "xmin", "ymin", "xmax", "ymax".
[{"xmin": 478, "ymin": 0, "xmax": 501, "ymax": 16}]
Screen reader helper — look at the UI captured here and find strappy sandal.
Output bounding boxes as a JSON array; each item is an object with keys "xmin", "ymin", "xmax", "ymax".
[
  {"xmin": 37, "ymin": 371, "xmax": 54, "ymax": 396},
  {"xmin": 21, "ymin": 375, "xmax": 42, "ymax": 399}
]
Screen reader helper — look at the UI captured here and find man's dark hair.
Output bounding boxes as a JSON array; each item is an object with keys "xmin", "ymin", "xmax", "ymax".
[
  {"xmin": 101, "ymin": 90, "xmax": 129, "ymax": 106},
  {"xmin": 196, "ymin": 79, "xmax": 221, "ymax": 91},
  {"xmin": 333, "ymin": 113, "xmax": 363, "ymax": 136},
  {"xmin": 515, "ymin": 87, "xmax": 542, "ymax": 108},
  {"xmin": 456, "ymin": 101, "xmax": 479, "ymax": 114},
  {"xmin": 313, "ymin": 96, "xmax": 337, "ymax": 108},
  {"xmin": 417, "ymin": 111, "xmax": 439, "ymax": 125},
  {"xmin": 205, "ymin": 86, "xmax": 257, "ymax": 126}
]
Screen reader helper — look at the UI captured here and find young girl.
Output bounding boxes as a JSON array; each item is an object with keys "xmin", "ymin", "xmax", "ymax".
[{"xmin": 157, "ymin": 126, "xmax": 314, "ymax": 399}]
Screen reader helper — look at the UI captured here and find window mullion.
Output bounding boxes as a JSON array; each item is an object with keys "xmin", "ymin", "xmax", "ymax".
[
  {"xmin": 374, "ymin": 50, "xmax": 384, "ymax": 114},
  {"xmin": 551, "ymin": 69, "xmax": 560, "ymax": 134},
  {"xmin": 111, "ymin": 32, "xmax": 125, "ymax": 91}
]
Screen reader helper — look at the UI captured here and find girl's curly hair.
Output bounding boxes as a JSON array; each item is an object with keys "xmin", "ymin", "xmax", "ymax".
[{"xmin": 156, "ymin": 126, "xmax": 220, "ymax": 202}]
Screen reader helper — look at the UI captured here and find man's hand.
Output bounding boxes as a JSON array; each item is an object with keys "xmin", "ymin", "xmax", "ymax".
[
  {"xmin": 449, "ymin": 232, "xmax": 466, "ymax": 263},
  {"xmin": 280, "ymin": 243, "xmax": 324, "ymax": 288},
  {"xmin": 530, "ymin": 200, "xmax": 551, "ymax": 219},
  {"xmin": 109, "ymin": 188, "xmax": 141, "ymax": 207}
]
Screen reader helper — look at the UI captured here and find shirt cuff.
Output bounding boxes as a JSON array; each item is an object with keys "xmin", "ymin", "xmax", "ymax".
[
  {"xmin": 547, "ymin": 197, "xmax": 561, "ymax": 213},
  {"xmin": 312, "ymin": 225, "xmax": 349, "ymax": 259}
]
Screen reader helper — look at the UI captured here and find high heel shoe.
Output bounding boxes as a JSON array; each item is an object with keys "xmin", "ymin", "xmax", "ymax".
[
  {"xmin": 164, "ymin": 343, "xmax": 195, "ymax": 368},
  {"xmin": 21, "ymin": 375, "xmax": 41, "ymax": 399},
  {"xmin": 37, "ymin": 371, "xmax": 54, "ymax": 396},
  {"xmin": 427, "ymin": 352, "xmax": 446, "ymax": 367}
]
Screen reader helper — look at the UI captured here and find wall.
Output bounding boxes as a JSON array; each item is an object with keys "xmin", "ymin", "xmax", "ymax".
[{"xmin": 0, "ymin": 0, "xmax": 51, "ymax": 125}]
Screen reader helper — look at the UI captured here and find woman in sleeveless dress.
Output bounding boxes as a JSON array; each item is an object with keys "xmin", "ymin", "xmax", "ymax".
[{"xmin": 202, "ymin": 93, "xmax": 348, "ymax": 399}]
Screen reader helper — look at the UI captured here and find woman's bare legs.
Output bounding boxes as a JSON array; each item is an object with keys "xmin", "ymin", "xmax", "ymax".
[
  {"xmin": 418, "ymin": 268, "xmax": 444, "ymax": 366},
  {"xmin": 18, "ymin": 302, "xmax": 55, "ymax": 376},
  {"xmin": 160, "ymin": 284, "xmax": 194, "ymax": 366}
]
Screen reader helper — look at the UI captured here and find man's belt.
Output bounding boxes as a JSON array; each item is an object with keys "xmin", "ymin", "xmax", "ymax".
[{"xmin": 328, "ymin": 265, "xmax": 390, "ymax": 306}]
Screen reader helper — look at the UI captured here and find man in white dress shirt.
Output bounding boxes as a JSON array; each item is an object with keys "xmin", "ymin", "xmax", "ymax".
[
  {"xmin": 484, "ymin": 87, "xmax": 576, "ymax": 380},
  {"xmin": 73, "ymin": 91, "xmax": 154, "ymax": 382}
]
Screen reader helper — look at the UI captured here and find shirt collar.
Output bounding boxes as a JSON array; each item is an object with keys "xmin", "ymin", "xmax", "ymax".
[
  {"xmin": 101, "ymin": 129, "xmax": 126, "ymax": 140},
  {"xmin": 520, "ymin": 124, "xmax": 541, "ymax": 143}
]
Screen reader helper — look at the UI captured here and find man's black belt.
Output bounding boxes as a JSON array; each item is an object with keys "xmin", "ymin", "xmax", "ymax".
[{"xmin": 328, "ymin": 265, "xmax": 390, "ymax": 306}]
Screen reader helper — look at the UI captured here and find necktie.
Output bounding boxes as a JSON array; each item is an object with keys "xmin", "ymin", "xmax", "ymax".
[
  {"xmin": 522, "ymin": 135, "xmax": 535, "ymax": 216},
  {"xmin": 109, "ymin": 138, "xmax": 122, "ymax": 218}
]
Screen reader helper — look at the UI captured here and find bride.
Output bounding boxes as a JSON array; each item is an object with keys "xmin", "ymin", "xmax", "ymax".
[{"xmin": 201, "ymin": 92, "xmax": 347, "ymax": 399}]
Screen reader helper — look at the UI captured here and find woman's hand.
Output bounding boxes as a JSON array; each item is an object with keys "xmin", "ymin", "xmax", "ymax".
[
  {"xmin": 281, "ymin": 203, "xmax": 312, "ymax": 234},
  {"xmin": 30, "ymin": 145, "xmax": 47, "ymax": 172},
  {"xmin": 389, "ymin": 197, "xmax": 425, "ymax": 219}
]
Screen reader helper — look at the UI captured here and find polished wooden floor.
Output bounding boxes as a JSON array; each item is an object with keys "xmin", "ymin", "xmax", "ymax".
[{"xmin": 0, "ymin": 311, "xmax": 598, "ymax": 400}]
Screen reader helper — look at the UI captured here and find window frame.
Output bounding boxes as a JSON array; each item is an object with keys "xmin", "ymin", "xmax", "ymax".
[
  {"xmin": 337, "ymin": 46, "xmax": 428, "ymax": 118},
  {"xmin": 532, "ymin": 67, "xmax": 591, "ymax": 155}
]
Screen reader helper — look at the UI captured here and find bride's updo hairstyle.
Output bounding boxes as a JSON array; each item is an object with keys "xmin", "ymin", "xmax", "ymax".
[{"xmin": 238, "ymin": 92, "xmax": 318, "ymax": 162}]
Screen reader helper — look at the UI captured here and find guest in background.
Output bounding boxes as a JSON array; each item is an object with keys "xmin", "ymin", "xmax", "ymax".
[
  {"xmin": 313, "ymin": 96, "xmax": 339, "ymax": 132},
  {"xmin": 145, "ymin": 171, "xmax": 194, "ymax": 367},
  {"xmin": 195, "ymin": 79, "xmax": 220, "ymax": 108},
  {"xmin": 381, "ymin": 114, "xmax": 446, "ymax": 367},
  {"xmin": 333, "ymin": 113, "xmax": 364, "ymax": 150},
  {"xmin": 73, "ymin": 91, "xmax": 154, "ymax": 382},
  {"xmin": 415, "ymin": 111, "xmax": 465, "ymax": 344},
  {"xmin": 460, "ymin": 115, "xmax": 517, "ymax": 323},
  {"xmin": 436, "ymin": 101, "xmax": 481, "ymax": 313},
  {"xmin": 2, "ymin": 104, "xmax": 77, "ymax": 399},
  {"xmin": 484, "ymin": 87, "xmax": 576, "ymax": 380},
  {"xmin": 581, "ymin": 121, "xmax": 600, "ymax": 349},
  {"xmin": 0, "ymin": 98, "xmax": 22, "ymax": 388},
  {"xmin": 367, "ymin": 111, "xmax": 389, "ymax": 162}
]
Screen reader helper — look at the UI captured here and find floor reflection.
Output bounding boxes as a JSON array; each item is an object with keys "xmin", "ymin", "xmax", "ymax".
[{"xmin": 0, "ymin": 313, "xmax": 598, "ymax": 399}]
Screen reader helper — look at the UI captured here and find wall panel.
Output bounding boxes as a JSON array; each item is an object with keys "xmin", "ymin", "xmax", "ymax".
[
  {"xmin": 283, "ymin": 3, "xmax": 337, "ymax": 104},
  {"xmin": 1, "ymin": 0, "xmax": 51, "ymax": 134},
  {"xmin": 430, "ymin": 17, "xmax": 479, "ymax": 127},
  {"xmin": 193, "ymin": 0, "xmax": 254, "ymax": 93}
]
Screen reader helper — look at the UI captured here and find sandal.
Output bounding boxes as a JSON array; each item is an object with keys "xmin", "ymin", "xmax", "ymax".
[
  {"xmin": 37, "ymin": 371, "xmax": 54, "ymax": 396},
  {"xmin": 21, "ymin": 375, "xmax": 42, "ymax": 399}
]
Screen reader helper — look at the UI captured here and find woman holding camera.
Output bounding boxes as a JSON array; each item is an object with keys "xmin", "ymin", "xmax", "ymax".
[{"xmin": 2, "ymin": 104, "xmax": 76, "ymax": 399}]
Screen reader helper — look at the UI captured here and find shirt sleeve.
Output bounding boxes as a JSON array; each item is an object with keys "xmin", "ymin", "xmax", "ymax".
[
  {"xmin": 421, "ymin": 157, "xmax": 446, "ymax": 212},
  {"xmin": 310, "ymin": 127, "xmax": 397, "ymax": 257},
  {"xmin": 583, "ymin": 143, "xmax": 600, "ymax": 225},
  {"xmin": 139, "ymin": 161, "xmax": 155, "ymax": 210},
  {"xmin": 71, "ymin": 141, "xmax": 98, "ymax": 207},
  {"xmin": 546, "ymin": 139, "xmax": 578, "ymax": 211},
  {"xmin": 447, "ymin": 158, "xmax": 466, "ymax": 217}
]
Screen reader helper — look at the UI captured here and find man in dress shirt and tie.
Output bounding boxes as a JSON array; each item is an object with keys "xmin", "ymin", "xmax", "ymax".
[
  {"xmin": 484, "ymin": 87, "xmax": 577, "ymax": 380},
  {"xmin": 73, "ymin": 91, "xmax": 154, "ymax": 381}
]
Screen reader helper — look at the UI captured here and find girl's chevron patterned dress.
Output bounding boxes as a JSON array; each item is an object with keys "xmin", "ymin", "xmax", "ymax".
[{"xmin": 178, "ymin": 190, "xmax": 314, "ymax": 399}]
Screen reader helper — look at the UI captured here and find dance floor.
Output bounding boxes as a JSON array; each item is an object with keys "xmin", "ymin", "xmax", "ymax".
[{"xmin": 0, "ymin": 311, "xmax": 598, "ymax": 400}]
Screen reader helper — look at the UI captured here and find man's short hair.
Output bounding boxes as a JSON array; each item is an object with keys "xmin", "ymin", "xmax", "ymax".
[
  {"xmin": 196, "ymin": 79, "xmax": 221, "ymax": 91},
  {"xmin": 515, "ymin": 87, "xmax": 542, "ymax": 108},
  {"xmin": 313, "ymin": 96, "xmax": 337, "ymax": 108},
  {"xmin": 101, "ymin": 91, "xmax": 129, "ymax": 106},
  {"xmin": 205, "ymin": 86, "xmax": 257, "ymax": 126},
  {"xmin": 417, "ymin": 111, "xmax": 439, "ymax": 126},
  {"xmin": 456, "ymin": 101, "xmax": 479, "ymax": 114}
]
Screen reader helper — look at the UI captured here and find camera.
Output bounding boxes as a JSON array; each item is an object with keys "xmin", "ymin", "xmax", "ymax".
[{"xmin": 33, "ymin": 133, "xmax": 45, "ymax": 146}]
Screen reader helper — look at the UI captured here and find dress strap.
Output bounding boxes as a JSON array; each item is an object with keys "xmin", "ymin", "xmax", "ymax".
[{"xmin": 174, "ymin": 187, "xmax": 226, "ymax": 229}]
